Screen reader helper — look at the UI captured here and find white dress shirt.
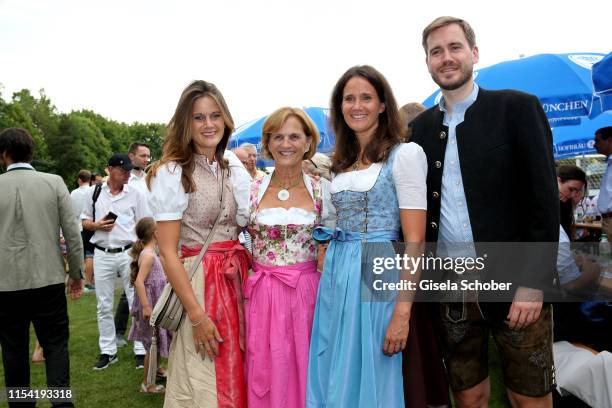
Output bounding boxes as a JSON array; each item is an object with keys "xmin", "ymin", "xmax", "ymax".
[
  {"xmin": 80, "ymin": 182, "xmax": 151, "ymax": 247},
  {"xmin": 128, "ymin": 170, "xmax": 148, "ymax": 193},
  {"xmin": 70, "ymin": 185, "xmax": 93, "ymax": 232}
]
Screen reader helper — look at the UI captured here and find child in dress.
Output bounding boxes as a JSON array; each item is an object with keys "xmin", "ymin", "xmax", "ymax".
[{"xmin": 128, "ymin": 217, "xmax": 172, "ymax": 393}]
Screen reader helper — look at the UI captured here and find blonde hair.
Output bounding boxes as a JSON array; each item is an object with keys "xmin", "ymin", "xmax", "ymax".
[
  {"xmin": 399, "ymin": 102, "xmax": 426, "ymax": 140},
  {"xmin": 422, "ymin": 16, "xmax": 476, "ymax": 53},
  {"xmin": 260, "ymin": 107, "xmax": 320, "ymax": 161},
  {"xmin": 129, "ymin": 217, "xmax": 157, "ymax": 285}
]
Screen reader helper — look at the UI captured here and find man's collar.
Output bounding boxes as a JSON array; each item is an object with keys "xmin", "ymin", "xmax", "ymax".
[
  {"xmin": 130, "ymin": 169, "xmax": 145, "ymax": 179},
  {"xmin": 103, "ymin": 181, "xmax": 129, "ymax": 195},
  {"xmin": 439, "ymin": 83, "xmax": 479, "ymax": 113},
  {"xmin": 7, "ymin": 162, "xmax": 35, "ymax": 171}
]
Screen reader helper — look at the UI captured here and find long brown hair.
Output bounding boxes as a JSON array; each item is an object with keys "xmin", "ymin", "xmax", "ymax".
[
  {"xmin": 130, "ymin": 217, "xmax": 157, "ymax": 285},
  {"xmin": 329, "ymin": 65, "xmax": 402, "ymax": 173},
  {"xmin": 146, "ymin": 80, "xmax": 235, "ymax": 193}
]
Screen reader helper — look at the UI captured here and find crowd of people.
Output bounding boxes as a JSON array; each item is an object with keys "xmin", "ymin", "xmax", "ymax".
[{"xmin": 1, "ymin": 15, "xmax": 611, "ymax": 408}]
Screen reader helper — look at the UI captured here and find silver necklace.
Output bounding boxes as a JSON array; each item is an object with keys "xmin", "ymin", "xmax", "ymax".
[{"xmin": 271, "ymin": 173, "xmax": 301, "ymax": 201}]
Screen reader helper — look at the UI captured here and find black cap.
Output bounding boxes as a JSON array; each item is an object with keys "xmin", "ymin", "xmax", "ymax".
[{"xmin": 108, "ymin": 153, "xmax": 133, "ymax": 171}]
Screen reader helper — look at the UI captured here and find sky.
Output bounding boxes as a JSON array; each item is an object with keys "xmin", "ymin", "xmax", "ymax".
[{"xmin": 1, "ymin": 0, "xmax": 610, "ymax": 128}]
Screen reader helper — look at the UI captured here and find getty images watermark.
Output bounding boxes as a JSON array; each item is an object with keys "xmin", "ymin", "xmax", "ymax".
[
  {"xmin": 370, "ymin": 253, "xmax": 512, "ymax": 292},
  {"xmin": 359, "ymin": 241, "xmax": 612, "ymax": 303}
]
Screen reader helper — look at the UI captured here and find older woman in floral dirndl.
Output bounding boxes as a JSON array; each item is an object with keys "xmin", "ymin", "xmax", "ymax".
[{"xmin": 243, "ymin": 107, "xmax": 335, "ymax": 408}]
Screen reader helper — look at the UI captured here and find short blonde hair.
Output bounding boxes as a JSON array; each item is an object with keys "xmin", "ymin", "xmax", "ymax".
[
  {"xmin": 260, "ymin": 107, "xmax": 320, "ymax": 161},
  {"xmin": 399, "ymin": 102, "xmax": 426, "ymax": 140}
]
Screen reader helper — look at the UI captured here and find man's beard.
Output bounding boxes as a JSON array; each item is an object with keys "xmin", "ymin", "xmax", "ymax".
[{"xmin": 432, "ymin": 66, "xmax": 473, "ymax": 91}]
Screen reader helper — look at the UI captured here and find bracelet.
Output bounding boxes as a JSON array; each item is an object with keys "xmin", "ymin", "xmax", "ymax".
[{"xmin": 191, "ymin": 319, "xmax": 203, "ymax": 327}]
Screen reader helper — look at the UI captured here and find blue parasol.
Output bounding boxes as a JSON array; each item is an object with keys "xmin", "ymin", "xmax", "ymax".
[
  {"xmin": 592, "ymin": 51, "xmax": 612, "ymax": 116},
  {"xmin": 423, "ymin": 53, "xmax": 606, "ymax": 127},
  {"xmin": 553, "ymin": 112, "xmax": 611, "ymax": 159}
]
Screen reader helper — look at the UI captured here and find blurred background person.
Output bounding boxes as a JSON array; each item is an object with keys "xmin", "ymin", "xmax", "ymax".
[
  {"xmin": 558, "ymin": 164, "xmax": 588, "ymax": 241},
  {"xmin": 595, "ymin": 127, "xmax": 612, "ymax": 238},
  {"xmin": 128, "ymin": 142, "xmax": 151, "ymax": 192},
  {"xmin": 90, "ymin": 172, "xmax": 104, "ymax": 185},
  {"xmin": 128, "ymin": 217, "xmax": 172, "ymax": 393},
  {"xmin": 302, "ymin": 152, "xmax": 332, "ymax": 181},
  {"xmin": 554, "ymin": 164, "xmax": 610, "ymax": 407},
  {"xmin": 115, "ymin": 141, "xmax": 153, "ymax": 349},
  {"xmin": 71, "ymin": 169, "xmax": 96, "ymax": 291},
  {"xmin": 555, "ymin": 165, "xmax": 606, "ymax": 343},
  {"xmin": 398, "ymin": 102, "xmax": 426, "ymax": 141},
  {"xmin": 240, "ymin": 142, "xmax": 266, "ymax": 181},
  {"xmin": 232, "ymin": 146, "xmax": 248, "ymax": 165}
]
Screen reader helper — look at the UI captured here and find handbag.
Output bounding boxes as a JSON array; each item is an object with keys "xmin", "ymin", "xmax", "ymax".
[{"xmin": 150, "ymin": 169, "xmax": 226, "ymax": 332}]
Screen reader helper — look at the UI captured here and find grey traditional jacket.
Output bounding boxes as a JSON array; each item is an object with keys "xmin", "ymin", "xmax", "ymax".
[{"xmin": 0, "ymin": 168, "xmax": 83, "ymax": 291}]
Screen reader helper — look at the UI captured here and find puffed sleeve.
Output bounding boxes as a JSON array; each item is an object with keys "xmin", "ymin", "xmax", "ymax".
[
  {"xmin": 392, "ymin": 143, "xmax": 428, "ymax": 210},
  {"xmin": 147, "ymin": 162, "xmax": 188, "ymax": 221},
  {"xmin": 319, "ymin": 178, "xmax": 337, "ymax": 228},
  {"xmin": 224, "ymin": 150, "xmax": 251, "ymax": 227}
]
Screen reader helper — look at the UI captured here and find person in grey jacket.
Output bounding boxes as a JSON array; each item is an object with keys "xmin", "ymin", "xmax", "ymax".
[{"xmin": 0, "ymin": 127, "xmax": 83, "ymax": 407}]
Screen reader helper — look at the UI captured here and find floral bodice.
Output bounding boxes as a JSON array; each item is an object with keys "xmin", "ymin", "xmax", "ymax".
[{"xmin": 247, "ymin": 176, "xmax": 322, "ymax": 266}]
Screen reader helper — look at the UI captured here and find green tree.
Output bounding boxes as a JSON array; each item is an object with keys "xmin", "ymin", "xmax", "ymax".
[
  {"xmin": 0, "ymin": 89, "xmax": 58, "ymax": 172},
  {"xmin": 1, "ymin": 86, "xmax": 167, "ymax": 181},
  {"xmin": 50, "ymin": 113, "xmax": 111, "ymax": 185},
  {"xmin": 128, "ymin": 122, "xmax": 166, "ymax": 161},
  {"xmin": 75, "ymin": 110, "xmax": 131, "ymax": 154}
]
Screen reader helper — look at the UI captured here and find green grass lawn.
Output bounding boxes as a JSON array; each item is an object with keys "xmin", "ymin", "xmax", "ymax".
[
  {"xmin": 488, "ymin": 341, "xmax": 512, "ymax": 408},
  {"xmin": 0, "ymin": 289, "xmax": 511, "ymax": 407},
  {"xmin": 0, "ymin": 290, "xmax": 165, "ymax": 408}
]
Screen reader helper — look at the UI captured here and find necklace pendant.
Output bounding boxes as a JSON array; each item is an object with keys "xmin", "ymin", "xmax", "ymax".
[{"xmin": 277, "ymin": 189, "xmax": 290, "ymax": 201}]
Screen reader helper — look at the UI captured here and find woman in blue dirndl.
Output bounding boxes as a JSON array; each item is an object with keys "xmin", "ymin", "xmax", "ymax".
[{"xmin": 307, "ymin": 65, "xmax": 428, "ymax": 408}]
